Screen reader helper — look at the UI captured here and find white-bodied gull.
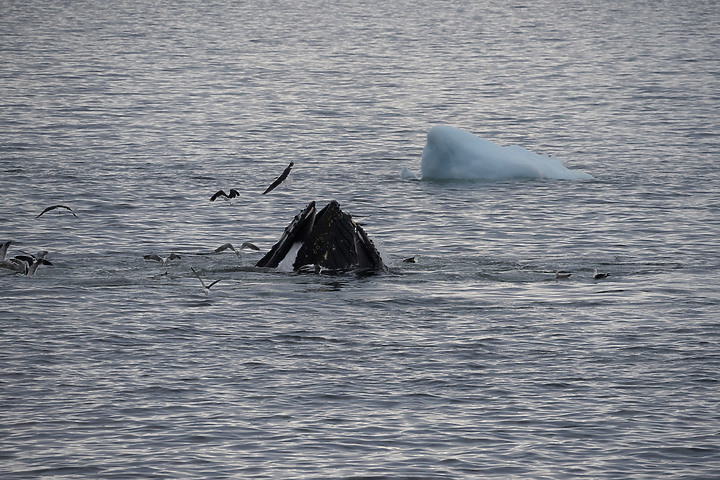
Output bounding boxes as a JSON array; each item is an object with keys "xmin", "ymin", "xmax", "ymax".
[
  {"xmin": 6, "ymin": 248, "xmax": 53, "ymax": 275},
  {"xmin": 190, "ymin": 267, "xmax": 222, "ymax": 296},
  {"xmin": 0, "ymin": 241, "xmax": 26, "ymax": 273},
  {"xmin": 0, "ymin": 241, "xmax": 10, "ymax": 262}
]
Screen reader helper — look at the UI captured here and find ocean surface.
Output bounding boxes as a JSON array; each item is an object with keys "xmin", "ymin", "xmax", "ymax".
[{"xmin": 1, "ymin": 0, "xmax": 719, "ymax": 478}]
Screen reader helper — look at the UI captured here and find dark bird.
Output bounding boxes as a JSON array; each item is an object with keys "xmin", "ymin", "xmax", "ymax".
[
  {"xmin": 12, "ymin": 250, "xmax": 52, "ymax": 275},
  {"xmin": 144, "ymin": 253, "xmax": 182, "ymax": 266},
  {"xmin": 1, "ymin": 242, "xmax": 50, "ymax": 275},
  {"xmin": 593, "ymin": 269, "xmax": 610, "ymax": 280},
  {"xmin": 403, "ymin": 255, "xmax": 420, "ymax": 263},
  {"xmin": 190, "ymin": 267, "xmax": 222, "ymax": 296},
  {"xmin": 262, "ymin": 161, "xmax": 294, "ymax": 195},
  {"xmin": 555, "ymin": 270, "xmax": 572, "ymax": 280},
  {"xmin": 210, "ymin": 189, "xmax": 240, "ymax": 202},
  {"xmin": 36, "ymin": 205, "xmax": 77, "ymax": 218}
]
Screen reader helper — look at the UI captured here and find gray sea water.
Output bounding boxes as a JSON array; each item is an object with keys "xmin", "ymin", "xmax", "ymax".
[{"xmin": 1, "ymin": 0, "xmax": 719, "ymax": 478}]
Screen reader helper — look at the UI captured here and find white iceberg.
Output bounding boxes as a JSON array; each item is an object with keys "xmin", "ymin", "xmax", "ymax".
[{"xmin": 419, "ymin": 125, "xmax": 593, "ymax": 181}]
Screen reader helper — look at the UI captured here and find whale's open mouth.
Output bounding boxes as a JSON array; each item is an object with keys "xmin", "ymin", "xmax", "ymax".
[{"xmin": 256, "ymin": 201, "xmax": 387, "ymax": 275}]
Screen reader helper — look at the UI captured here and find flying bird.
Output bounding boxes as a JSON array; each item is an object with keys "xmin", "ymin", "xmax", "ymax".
[
  {"xmin": 190, "ymin": 267, "xmax": 222, "ymax": 296},
  {"xmin": 144, "ymin": 253, "xmax": 182, "ymax": 266},
  {"xmin": 0, "ymin": 241, "xmax": 10, "ymax": 262},
  {"xmin": 0, "ymin": 241, "xmax": 26, "ymax": 273},
  {"xmin": 0, "ymin": 242, "xmax": 50, "ymax": 275},
  {"xmin": 10, "ymin": 250, "xmax": 52, "ymax": 275},
  {"xmin": 36, "ymin": 205, "xmax": 77, "ymax": 218},
  {"xmin": 593, "ymin": 269, "xmax": 610, "ymax": 280},
  {"xmin": 262, "ymin": 161, "xmax": 294, "ymax": 195},
  {"xmin": 210, "ymin": 189, "xmax": 240, "ymax": 202},
  {"xmin": 213, "ymin": 242, "xmax": 261, "ymax": 258}
]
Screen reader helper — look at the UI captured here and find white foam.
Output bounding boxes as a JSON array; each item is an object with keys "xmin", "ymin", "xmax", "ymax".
[{"xmin": 420, "ymin": 125, "xmax": 593, "ymax": 181}]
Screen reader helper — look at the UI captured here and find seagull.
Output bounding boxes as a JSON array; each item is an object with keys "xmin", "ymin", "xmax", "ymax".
[
  {"xmin": 213, "ymin": 242, "xmax": 261, "ymax": 258},
  {"xmin": 0, "ymin": 241, "xmax": 10, "ymax": 262},
  {"xmin": 0, "ymin": 241, "xmax": 26, "ymax": 273},
  {"xmin": 0, "ymin": 242, "xmax": 50, "ymax": 275},
  {"xmin": 144, "ymin": 253, "xmax": 182, "ymax": 266},
  {"xmin": 11, "ymin": 250, "xmax": 52, "ymax": 275},
  {"xmin": 190, "ymin": 267, "xmax": 222, "ymax": 296},
  {"xmin": 210, "ymin": 189, "xmax": 240, "ymax": 202},
  {"xmin": 262, "ymin": 161, "xmax": 294, "ymax": 195},
  {"xmin": 593, "ymin": 269, "xmax": 610, "ymax": 280},
  {"xmin": 555, "ymin": 270, "xmax": 572, "ymax": 280},
  {"xmin": 23, "ymin": 256, "xmax": 53, "ymax": 276},
  {"xmin": 36, "ymin": 205, "xmax": 77, "ymax": 218}
]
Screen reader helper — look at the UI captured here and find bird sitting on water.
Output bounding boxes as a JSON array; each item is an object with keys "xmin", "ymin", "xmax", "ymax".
[
  {"xmin": 593, "ymin": 269, "xmax": 610, "ymax": 280},
  {"xmin": 555, "ymin": 270, "xmax": 572, "ymax": 280}
]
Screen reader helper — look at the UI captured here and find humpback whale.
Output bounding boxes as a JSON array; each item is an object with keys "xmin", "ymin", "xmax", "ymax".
[{"xmin": 256, "ymin": 201, "xmax": 386, "ymax": 274}]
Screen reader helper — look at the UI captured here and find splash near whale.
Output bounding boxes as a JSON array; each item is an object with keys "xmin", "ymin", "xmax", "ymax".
[{"xmin": 420, "ymin": 125, "xmax": 593, "ymax": 181}]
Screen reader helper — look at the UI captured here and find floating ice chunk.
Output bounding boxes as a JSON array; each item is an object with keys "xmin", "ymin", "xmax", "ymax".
[{"xmin": 420, "ymin": 125, "xmax": 593, "ymax": 181}]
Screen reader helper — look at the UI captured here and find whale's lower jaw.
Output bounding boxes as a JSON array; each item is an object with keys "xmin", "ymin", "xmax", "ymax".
[{"xmin": 256, "ymin": 201, "xmax": 386, "ymax": 274}]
